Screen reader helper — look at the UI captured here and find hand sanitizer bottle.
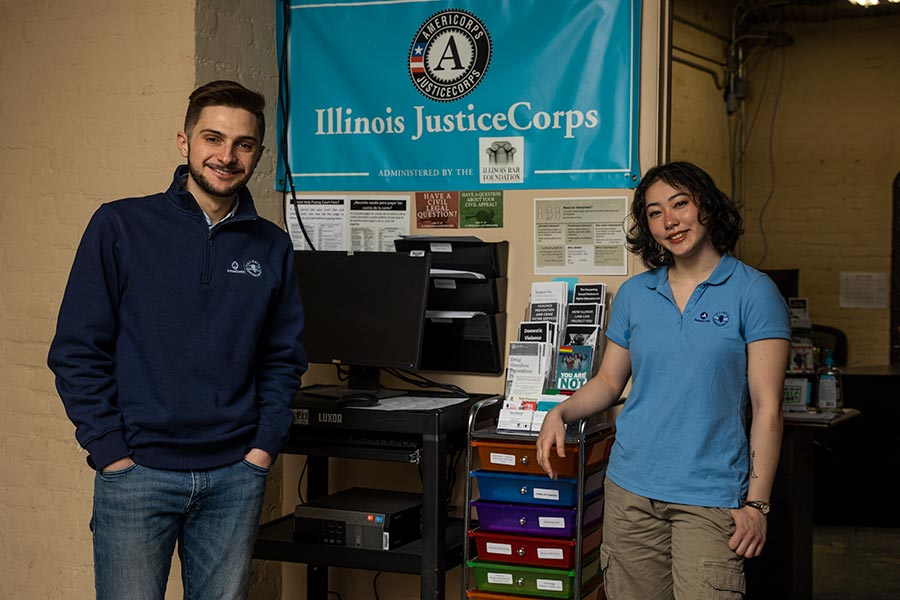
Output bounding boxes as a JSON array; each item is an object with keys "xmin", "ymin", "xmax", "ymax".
[{"xmin": 815, "ymin": 350, "xmax": 843, "ymax": 413}]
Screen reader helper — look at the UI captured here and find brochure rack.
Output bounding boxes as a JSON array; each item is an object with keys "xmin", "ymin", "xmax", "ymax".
[{"xmin": 463, "ymin": 398, "xmax": 615, "ymax": 600}]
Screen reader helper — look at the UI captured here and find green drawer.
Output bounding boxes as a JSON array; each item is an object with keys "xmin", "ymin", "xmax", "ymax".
[{"xmin": 468, "ymin": 553, "xmax": 600, "ymax": 599}]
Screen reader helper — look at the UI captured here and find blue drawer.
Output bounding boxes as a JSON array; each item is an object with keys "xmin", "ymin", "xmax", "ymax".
[{"xmin": 472, "ymin": 469, "xmax": 605, "ymax": 507}]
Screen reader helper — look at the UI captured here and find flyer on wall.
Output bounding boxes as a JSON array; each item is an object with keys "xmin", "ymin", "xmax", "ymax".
[
  {"xmin": 534, "ymin": 197, "xmax": 628, "ymax": 275},
  {"xmin": 285, "ymin": 194, "xmax": 410, "ymax": 252}
]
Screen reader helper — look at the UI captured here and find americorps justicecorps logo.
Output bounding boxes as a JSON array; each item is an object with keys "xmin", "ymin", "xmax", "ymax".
[
  {"xmin": 713, "ymin": 311, "xmax": 730, "ymax": 326},
  {"xmin": 409, "ymin": 9, "xmax": 491, "ymax": 102}
]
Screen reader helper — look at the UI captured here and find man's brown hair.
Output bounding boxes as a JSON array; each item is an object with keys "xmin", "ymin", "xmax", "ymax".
[{"xmin": 184, "ymin": 80, "xmax": 266, "ymax": 144}]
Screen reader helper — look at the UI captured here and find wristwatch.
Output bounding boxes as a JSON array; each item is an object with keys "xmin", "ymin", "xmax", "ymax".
[{"xmin": 744, "ymin": 500, "xmax": 771, "ymax": 515}]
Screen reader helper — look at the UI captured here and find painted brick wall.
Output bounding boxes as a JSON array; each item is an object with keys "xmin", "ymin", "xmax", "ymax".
[
  {"xmin": 0, "ymin": 1, "xmax": 196, "ymax": 598},
  {"xmin": 670, "ymin": 0, "xmax": 732, "ymax": 184},
  {"xmin": 0, "ymin": 0, "xmax": 286, "ymax": 597},
  {"xmin": 669, "ymin": 4, "xmax": 897, "ymax": 368},
  {"xmin": 741, "ymin": 15, "xmax": 900, "ymax": 366}
]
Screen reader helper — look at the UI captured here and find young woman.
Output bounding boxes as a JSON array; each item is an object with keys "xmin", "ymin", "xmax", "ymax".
[{"xmin": 536, "ymin": 162, "xmax": 790, "ymax": 599}]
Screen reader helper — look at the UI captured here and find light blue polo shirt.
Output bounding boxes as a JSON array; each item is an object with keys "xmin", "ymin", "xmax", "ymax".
[{"xmin": 605, "ymin": 254, "xmax": 791, "ymax": 508}]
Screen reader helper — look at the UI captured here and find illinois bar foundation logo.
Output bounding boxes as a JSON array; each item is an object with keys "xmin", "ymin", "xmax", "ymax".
[
  {"xmin": 479, "ymin": 137, "xmax": 524, "ymax": 184},
  {"xmin": 409, "ymin": 9, "xmax": 491, "ymax": 102}
]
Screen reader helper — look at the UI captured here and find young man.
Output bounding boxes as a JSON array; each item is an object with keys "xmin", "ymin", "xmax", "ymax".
[{"xmin": 48, "ymin": 80, "xmax": 307, "ymax": 599}]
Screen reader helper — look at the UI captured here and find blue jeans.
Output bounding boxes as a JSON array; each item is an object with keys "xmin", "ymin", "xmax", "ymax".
[{"xmin": 91, "ymin": 460, "xmax": 269, "ymax": 600}]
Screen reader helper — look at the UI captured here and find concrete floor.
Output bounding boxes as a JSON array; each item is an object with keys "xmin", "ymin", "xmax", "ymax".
[{"xmin": 813, "ymin": 526, "xmax": 900, "ymax": 599}]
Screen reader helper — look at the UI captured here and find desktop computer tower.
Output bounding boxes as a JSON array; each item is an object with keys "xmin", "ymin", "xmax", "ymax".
[{"xmin": 293, "ymin": 487, "xmax": 423, "ymax": 551}]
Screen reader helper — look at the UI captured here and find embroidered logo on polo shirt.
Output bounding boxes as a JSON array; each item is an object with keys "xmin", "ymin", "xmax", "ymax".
[
  {"xmin": 226, "ymin": 259, "xmax": 263, "ymax": 277},
  {"xmin": 694, "ymin": 311, "xmax": 710, "ymax": 323},
  {"xmin": 712, "ymin": 311, "xmax": 730, "ymax": 326}
]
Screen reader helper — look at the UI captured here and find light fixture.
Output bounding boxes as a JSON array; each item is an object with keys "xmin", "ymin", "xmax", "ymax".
[{"xmin": 848, "ymin": 0, "xmax": 900, "ymax": 6}]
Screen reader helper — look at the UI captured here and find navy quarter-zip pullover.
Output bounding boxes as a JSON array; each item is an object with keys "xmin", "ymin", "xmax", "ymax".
[{"xmin": 48, "ymin": 166, "xmax": 307, "ymax": 470}]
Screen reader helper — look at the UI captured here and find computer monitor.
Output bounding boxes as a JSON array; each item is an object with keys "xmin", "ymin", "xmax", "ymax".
[
  {"xmin": 294, "ymin": 250, "xmax": 431, "ymax": 400},
  {"xmin": 761, "ymin": 268, "xmax": 799, "ymax": 301}
]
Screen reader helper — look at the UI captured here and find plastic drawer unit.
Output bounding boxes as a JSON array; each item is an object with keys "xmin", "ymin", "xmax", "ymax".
[
  {"xmin": 467, "ymin": 550, "xmax": 600, "ymax": 599},
  {"xmin": 463, "ymin": 398, "xmax": 616, "ymax": 600},
  {"xmin": 471, "ymin": 438, "xmax": 613, "ymax": 477},
  {"xmin": 472, "ymin": 468, "xmax": 606, "ymax": 507}
]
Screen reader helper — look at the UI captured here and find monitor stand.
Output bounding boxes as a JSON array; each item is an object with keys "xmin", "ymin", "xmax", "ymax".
[
  {"xmin": 303, "ymin": 385, "xmax": 407, "ymax": 401},
  {"xmin": 302, "ymin": 367, "xmax": 408, "ymax": 402}
]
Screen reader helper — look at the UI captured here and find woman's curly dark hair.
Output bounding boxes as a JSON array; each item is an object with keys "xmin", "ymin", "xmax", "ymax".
[{"xmin": 626, "ymin": 161, "xmax": 743, "ymax": 269}]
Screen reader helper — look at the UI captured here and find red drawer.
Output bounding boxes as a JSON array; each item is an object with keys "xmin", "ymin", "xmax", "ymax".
[
  {"xmin": 470, "ymin": 527, "xmax": 602, "ymax": 569},
  {"xmin": 470, "ymin": 530, "xmax": 577, "ymax": 568}
]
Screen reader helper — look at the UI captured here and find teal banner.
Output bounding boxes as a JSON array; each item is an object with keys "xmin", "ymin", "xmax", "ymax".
[{"xmin": 276, "ymin": 0, "xmax": 642, "ymax": 191}]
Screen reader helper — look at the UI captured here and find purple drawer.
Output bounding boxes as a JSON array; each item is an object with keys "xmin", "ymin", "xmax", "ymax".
[{"xmin": 472, "ymin": 500, "xmax": 577, "ymax": 538}]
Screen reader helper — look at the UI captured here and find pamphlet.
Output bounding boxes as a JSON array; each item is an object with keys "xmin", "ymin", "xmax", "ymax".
[
  {"xmin": 782, "ymin": 377, "xmax": 811, "ymax": 411},
  {"xmin": 555, "ymin": 345, "xmax": 594, "ymax": 392},
  {"xmin": 573, "ymin": 282, "xmax": 607, "ymax": 305},
  {"xmin": 531, "ymin": 281, "xmax": 569, "ymax": 306}
]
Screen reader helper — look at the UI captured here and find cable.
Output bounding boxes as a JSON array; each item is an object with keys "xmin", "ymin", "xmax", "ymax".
[
  {"xmin": 445, "ymin": 448, "xmax": 464, "ymax": 513},
  {"xmin": 296, "ymin": 458, "xmax": 308, "ymax": 504},
  {"xmin": 373, "ymin": 571, "xmax": 383, "ymax": 600},
  {"xmin": 724, "ymin": 3, "xmax": 790, "ymax": 259},
  {"xmin": 278, "ymin": 0, "xmax": 316, "ymax": 252},
  {"xmin": 740, "ymin": 48, "xmax": 774, "ymax": 165},
  {"xmin": 383, "ymin": 367, "xmax": 470, "ymax": 398},
  {"xmin": 755, "ymin": 45, "xmax": 786, "ymax": 269},
  {"xmin": 335, "ymin": 364, "xmax": 351, "ymax": 382},
  {"xmin": 738, "ymin": 15, "xmax": 788, "ymax": 168}
]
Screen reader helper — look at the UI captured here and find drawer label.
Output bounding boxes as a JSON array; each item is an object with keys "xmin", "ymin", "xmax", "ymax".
[
  {"xmin": 489, "ymin": 452, "xmax": 516, "ymax": 466},
  {"xmin": 485, "ymin": 542, "xmax": 513, "ymax": 555},
  {"xmin": 538, "ymin": 516, "xmax": 566, "ymax": 529},
  {"xmin": 533, "ymin": 487, "xmax": 560, "ymax": 501},
  {"xmin": 537, "ymin": 547, "xmax": 565, "ymax": 560},
  {"xmin": 487, "ymin": 572, "xmax": 513, "ymax": 585},
  {"xmin": 537, "ymin": 578, "xmax": 564, "ymax": 591},
  {"xmin": 433, "ymin": 279, "xmax": 457, "ymax": 289}
]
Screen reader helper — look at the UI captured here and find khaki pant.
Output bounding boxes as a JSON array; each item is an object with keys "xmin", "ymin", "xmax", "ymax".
[{"xmin": 600, "ymin": 479, "xmax": 745, "ymax": 599}]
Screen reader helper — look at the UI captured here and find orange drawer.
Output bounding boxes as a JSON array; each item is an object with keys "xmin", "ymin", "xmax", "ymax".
[
  {"xmin": 467, "ymin": 591, "xmax": 540, "ymax": 600},
  {"xmin": 472, "ymin": 436, "xmax": 613, "ymax": 477}
]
